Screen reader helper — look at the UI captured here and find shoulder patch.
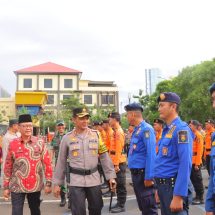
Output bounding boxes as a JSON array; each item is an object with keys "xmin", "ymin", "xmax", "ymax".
[
  {"xmin": 144, "ymin": 130, "xmax": 150, "ymax": 138},
  {"xmin": 212, "ymin": 141, "xmax": 215, "ymax": 146},
  {"xmin": 178, "ymin": 130, "xmax": 188, "ymax": 144}
]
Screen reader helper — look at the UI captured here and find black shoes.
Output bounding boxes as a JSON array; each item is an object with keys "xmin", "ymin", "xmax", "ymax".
[
  {"xmin": 192, "ymin": 197, "xmax": 204, "ymax": 205},
  {"xmin": 59, "ymin": 191, "xmax": 66, "ymax": 207},
  {"xmin": 111, "ymin": 206, "xmax": 125, "ymax": 213}
]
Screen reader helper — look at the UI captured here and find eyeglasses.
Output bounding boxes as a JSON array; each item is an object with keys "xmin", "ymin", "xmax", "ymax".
[{"xmin": 20, "ymin": 124, "xmax": 33, "ymax": 128}]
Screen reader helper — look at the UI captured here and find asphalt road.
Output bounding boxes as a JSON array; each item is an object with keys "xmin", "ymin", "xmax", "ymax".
[{"xmin": 0, "ymin": 169, "xmax": 208, "ymax": 214}]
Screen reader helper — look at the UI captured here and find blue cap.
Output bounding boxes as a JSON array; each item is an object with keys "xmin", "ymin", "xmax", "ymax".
[
  {"xmin": 124, "ymin": 102, "xmax": 143, "ymax": 112},
  {"xmin": 157, "ymin": 92, "xmax": 181, "ymax": 104},
  {"xmin": 209, "ymin": 83, "xmax": 215, "ymax": 94}
]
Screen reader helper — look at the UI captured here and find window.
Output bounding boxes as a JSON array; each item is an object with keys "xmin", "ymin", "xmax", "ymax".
[
  {"xmin": 47, "ymin": 95, "xmax": 54, "ymax": 105},
  {"xmin": 84, "ymin": 95, "xmax": 92, "ymax": 104},
  {"xmin": 44, "ymin": 79, "xmax": 52, "ymax": 88},
  {"xmin": 63, "ymin": 95, "xmax": 71, "ymax": 100},
  {"xmin": 64, "ymin": 79, "xmax": 73, "ymax": 88},
  {"xmin": 101, "ymin": 95, "xmax": 114, "ymax": 104},
  {"xmin": 23, "ymin": 79, "xmax": 32, "ymax": 88}
]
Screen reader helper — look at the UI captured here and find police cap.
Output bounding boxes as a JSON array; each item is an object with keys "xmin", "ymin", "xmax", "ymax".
[
  {"xmin": 124, "ymin": 102, "xmax": 143, "ymax": 112},
  {"xmin": 154, "ymin": 118, "xmax": 164, "ymax": 125},
  {"xmin": 56, "ymin": 119, "xmax": 65, "ymax": 126},
  {"xmin": 209, "ymin": 83, "xmax": 215, "ymax": 95},
  {"xmin": 157, "ymin": 92, "xmax": 181, "ymax": 105},
  {"xmin": 73, "ymin": 107, "xmax": 90, "ymax": 118}
]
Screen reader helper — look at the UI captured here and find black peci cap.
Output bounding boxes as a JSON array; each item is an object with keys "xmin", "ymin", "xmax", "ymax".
[{"xmin": 18, "ymin": 114, "xmax": 32, "ymax": 123}]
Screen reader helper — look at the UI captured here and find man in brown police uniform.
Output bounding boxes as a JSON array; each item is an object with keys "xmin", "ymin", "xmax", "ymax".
[{"xmin": 53, "ymin": 107, "xmax": 116, "ymax": 215}]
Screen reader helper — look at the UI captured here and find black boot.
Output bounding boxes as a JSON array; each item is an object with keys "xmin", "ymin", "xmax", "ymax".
[
  {"xmin": 192, "ymin": 195, "xmax": 201, "ymax": 205},
  {"xmin": 59, "ymin": 191, "xmax": 66, "ymax": 207}
]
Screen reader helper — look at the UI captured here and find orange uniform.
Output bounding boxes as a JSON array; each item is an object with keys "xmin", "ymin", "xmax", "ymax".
[
  {"xmin": 105, "ymin": 127, "xmax": 114, "ymax": 151},
  {"xmin": 192, "ymin": 130, "xmax": 204, "ymax": 166},
  {"xmin": 204, "ymin": 127, "xmax": 215, "ymax": 157},
  {"xmin": 155, "ymin": 129, "xmax": 163, "ymax": 154},
  {"xmin": 109, "ymin": 127, "xmax": 126, "ymax": 165}
]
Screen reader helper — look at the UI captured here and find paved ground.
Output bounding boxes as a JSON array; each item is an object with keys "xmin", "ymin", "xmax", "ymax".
[{"xmin": 0, "ymin": 168, "xmax": 208, "ymax": 214}]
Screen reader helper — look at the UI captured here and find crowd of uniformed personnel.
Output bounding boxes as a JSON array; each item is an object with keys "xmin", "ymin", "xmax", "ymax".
[{"xmin": 1, "ymin": 83, "xmax": 215, "ymax": 215}]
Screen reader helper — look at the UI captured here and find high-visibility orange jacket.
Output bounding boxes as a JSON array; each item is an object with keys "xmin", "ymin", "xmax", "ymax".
[
  {"xmin": 155, "ymin": 129, "xmax": 163, "ymax": 154},
  {"xmin": 105, "ymin": 127, "xmax": 114, "ymax": 151},
  {"xmin": 99, "ymin": 129, "xmax": 107, "ymax": 145},
  {"xmin": 204, "ymin": 128, "xmax": 215, "ymax": 157},
  {"xmin": 192, "ymin": 130, "xmax": 204, "ymax": 166},
  {"xmin": 109, "ymin": 126, "xmax": 126, "ymax": 165}
]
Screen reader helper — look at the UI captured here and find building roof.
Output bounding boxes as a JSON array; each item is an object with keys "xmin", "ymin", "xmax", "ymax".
[{"xmin": 14, "ymin": 62, "xmax": 82, "ymax": 74}]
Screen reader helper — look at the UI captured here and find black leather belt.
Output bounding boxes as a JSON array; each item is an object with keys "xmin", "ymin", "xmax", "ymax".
[
  {"xmin": 69, "ymin": 166, "xmax": 98, "ymax": 176},
  {"xmin": 206, "ymin": 149, "xmax": 211, "ymax": 152},
  {"xmin": 130, "ymin": 168, "xmax": 145, "ymax": 175},
  {"xmin": 110, "ymin": 151, "xmax": 116, "ymax": 155},
  {"xmin": 155, "ymin": 177, "xmax": 176, "ymax": 187}
]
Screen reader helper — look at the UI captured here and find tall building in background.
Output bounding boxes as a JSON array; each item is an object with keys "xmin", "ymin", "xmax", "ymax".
[
  {"xmin": 0, "ymin": 85, "xmax": 11, "ymax": 98},
  {"xmin": 145, "ymin": 68, "xmax": 163, "ymax": 95}
]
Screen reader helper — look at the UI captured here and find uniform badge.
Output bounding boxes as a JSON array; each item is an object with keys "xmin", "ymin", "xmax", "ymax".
[
  {"xmin": 212, "ymin": 141, "xmax": 215, "ymax": 146},
  {"xmin": 162, "ymin": 147, "xmax": 168, "ymax": 156},
  {"xmin": 72, "ymin": 151, "xmax": 78, "ymax": 156},
  {"xmin": 178, "ymin": 130, "xmax": 188, "ymax": 144},
  {"xmin": 144, "ymin": 131, "xmax": 150, "ymax": 138},
  {"xmin": 160, "ymin": 93, "xmax": 166, "ymax": 101},
  {"xmin": 133, "ymin": 144, "xmax": 137, "ymax": 150}
]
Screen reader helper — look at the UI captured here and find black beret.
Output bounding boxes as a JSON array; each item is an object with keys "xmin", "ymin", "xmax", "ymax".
[
  {"xmin": 189, "ymin": 120, "xmax": 200, "ymax": 126},
  {"xmin": 109, "ymin": 112, "xmax": 121, "ymax": 121},
  {"xmin": 157, "ymin": 92, "xmax": 181, "ymax": 104},
  {"xmin": 18, "ymin": 114, "xmax": 32, "ymax": 123},
  {"xmin": 9, "ymin": 118, "xmax": 18, "ymax": 127},
  {"xmin": 92, "ymin": 121, "xmax": 101, "ymax": 126},
  {"xmin": 154, "ymin": 118, "xmax": 164, "ymax": 124},
  {"xmin": 205, "ymin": 119, "xmax": 215, "ymax": 124},
  {"xmin": 102, "ymin": 119, "xmax": 109, "ymax": 124},
  {"xmin": 209, "ymin": 83, "xmax": 215, "ymax": 94},
  {"xmin": 124, "ymin": 102, "xmax": 143, "ymax": 112},
  {"xmin": 73, "ymin": 107, "xmax": 90, "ymax": 118}
]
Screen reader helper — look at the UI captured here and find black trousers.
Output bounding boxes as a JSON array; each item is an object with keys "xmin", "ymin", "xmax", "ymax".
[
  {"xmin": 132, "ymin": 170, "xmax": 157, "ymax": 215},
  {"xmin": 190, "ymin": 165, "xmax": 204, "ymax": 198},
  {"xmin": 206, "ymin": 155, "xmax": 211, "ymax": 176},
  {"xmin": 11, "ymin": 191, "xmax": 41, "ymax": 215},
  {"xmin": 68, "ymin": 185, "xmax": 103, "ymax": 215},
  {"xmin": 116, "ymin": 162, "xmax": 127, "ymax": 207}
]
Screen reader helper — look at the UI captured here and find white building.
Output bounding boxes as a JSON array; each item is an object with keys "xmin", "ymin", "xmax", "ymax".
[{"xmin": 14, "ymin": 62, "xmax": 119, "ymax": 113}]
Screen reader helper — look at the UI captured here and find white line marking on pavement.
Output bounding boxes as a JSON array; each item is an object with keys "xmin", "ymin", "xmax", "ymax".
[{"xmin": 0, "ymin": 195, "xmax": 137, "ymax": 205}]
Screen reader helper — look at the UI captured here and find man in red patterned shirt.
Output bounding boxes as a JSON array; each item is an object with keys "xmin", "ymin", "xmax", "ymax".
[{"xmin": 3, "ymin": 114, "xmax": 53, "ymax": 215}]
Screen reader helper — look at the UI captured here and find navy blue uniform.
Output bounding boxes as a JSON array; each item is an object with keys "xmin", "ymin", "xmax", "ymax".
[
  {"xmin": 128, "ymin": 120, "xmax": 157, "ymax": 215},
  {"xmin": 205, "ymin": 132, "xmax": 215, "ymax": 212},
  {"xmin": 154, "ymin": 117, "xmax": 193, "ymax": 215}
]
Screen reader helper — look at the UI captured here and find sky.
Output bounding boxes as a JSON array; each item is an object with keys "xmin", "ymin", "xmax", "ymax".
[{"xmin": 1, "ymin": 0, "xmax": 215, "ymax": 111}]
